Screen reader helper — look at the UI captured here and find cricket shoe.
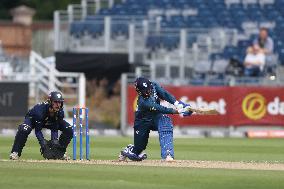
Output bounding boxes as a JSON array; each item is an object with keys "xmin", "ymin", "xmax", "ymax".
[
  {"xmin": 138, "ymin": 152, "xmax": 147, "ymax": 160},
  {"xmin": 119, "ymin": 144, "xmax": 147, "ymax": 161},
  {"xmin": 118, "ymin": 151, "xmax": 147, "ymax": 161},
  {"xmin": 118, "ymin": 151, "xmax": 127, "ymax": 161},
  {"xmin": 118, "ymin": 144, "xmax": 133, "ymax": 161},
  {"xmin": 60, "ymin": 152, "xmax": 71, "ymax": 160},
  {"xmin": 9, "ymin": 152, "xmax": 19, "ymax": 160},
  {"xmin": 165, "ymin": 154, "xmax": 174, "ymax": 162},
  {"xmin": 121, "ymin": 148, "xmax": 143, "ymax": 161}
]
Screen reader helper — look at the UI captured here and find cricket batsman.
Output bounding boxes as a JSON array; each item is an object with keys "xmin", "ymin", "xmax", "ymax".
[
  {"xmin": 119, "ymin": 77, "xmax": 192, "ymax": 162},
  {"xmin": 10, "ymin": 91, "xmax": 73, "ymax": 160}
]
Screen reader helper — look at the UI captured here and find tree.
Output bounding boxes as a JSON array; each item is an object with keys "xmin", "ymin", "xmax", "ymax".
[{"xmin": 0, "ymin": 0, "xmax": 81, "ymax": 20}]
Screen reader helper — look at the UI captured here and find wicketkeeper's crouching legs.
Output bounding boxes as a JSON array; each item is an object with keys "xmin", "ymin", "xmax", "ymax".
[
  {"xmin": 11, "ymin": 121, "xmax": 33, "ymax": 159},
  {"xmin": 58, "ymin": 120, "xmax": 73, "ymax": 151},
  {"xmin": 158, "ymin": 115, "xmax": 174, "ymax": 160}
]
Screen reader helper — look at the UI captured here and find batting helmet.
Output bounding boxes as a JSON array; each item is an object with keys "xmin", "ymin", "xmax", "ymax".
[{"xmin": 134, "ymin": 77, "xmax": 152, "ymax": 97}]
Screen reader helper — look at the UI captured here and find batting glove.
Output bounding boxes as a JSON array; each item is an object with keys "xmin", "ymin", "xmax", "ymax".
[
  {"xmin": 182, "ymin": 110, "xmax": 193, "ymax": 117},
  {"xmin": 175, "ymin": 102, "xmax": 193, "ymax": 117},
  {"xmin": 174, "ymin": 100, "xmax": 188, "ymax": 110}
]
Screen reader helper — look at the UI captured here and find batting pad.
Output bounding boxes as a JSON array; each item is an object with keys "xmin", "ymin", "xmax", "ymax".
[{"xmin": 158, "ymin": 115, "xmax": 174, "ymax": 159}]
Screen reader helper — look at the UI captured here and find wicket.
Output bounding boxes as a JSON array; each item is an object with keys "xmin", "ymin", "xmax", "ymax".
[{"xmin": 72, "ymin": 107, "xmax": 89, "ymax": 160}]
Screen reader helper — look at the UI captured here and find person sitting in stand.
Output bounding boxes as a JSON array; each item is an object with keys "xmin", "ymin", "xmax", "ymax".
[{"xmin": 243, "ymin": 44, "xmax": 265, "ymax": 77}]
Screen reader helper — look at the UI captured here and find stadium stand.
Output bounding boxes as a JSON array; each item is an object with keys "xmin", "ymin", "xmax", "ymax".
[
  {"xmin": 0, "ymin": 42, "xmax": 29, "ymax": 80},
  {"xmin": 54, "ymin": 0, "xmax": 284, "ymax": 85}
]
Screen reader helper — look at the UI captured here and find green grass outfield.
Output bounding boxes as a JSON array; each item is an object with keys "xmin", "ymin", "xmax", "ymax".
[{"xmin": 1, "ymin": 136, "xmax": 284, "ymax": 189}]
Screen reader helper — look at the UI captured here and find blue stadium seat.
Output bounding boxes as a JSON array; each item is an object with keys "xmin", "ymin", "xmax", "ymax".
[
  {"xmin": 207, "ymin": 0, "xmax": 225, "ymax": 5},
  {"xmin": 230, "ymin": 10, "xmax": 247, "ymax": 19},
  {"xmin": 160, "ymin": 20, "xmax": 169, "ymax": 28},
  {"xmin": 125, "ymin": 5, "xmax": 147, "ymax": 15},
  {"xmin": 238, "ymin": 40, "xmax": 251, "ymax": 49},
  {"xmin": 85, "ymin": 22, "xmax": 104, "ymax": 37},
  {"xmin": 218, "ymin": 19, "xmax": 236, "ymax": 28},
  {"xmin": 187, "ymin": 36, "xmax": 197, "ymax": 47},
  {"xmin": 249, "ymin": 34, "xmax": 258, "ymax": 41},
  {"xmin": 262, "ymin": 4, "xmax": 275, "ymax": 11},
  {"xmin": 264, "ymin": 11, "xmax": 281, "ymax": 20},
  {"xmin": 172, "ymin": 1, "xmax": 185, "ymax": 8},
  {"xmin": 70, "ymin": 22, "xmax": 85, "ymax": 38},
  {"xmin": 235, "ymin": 77, "xmax": 262, "ymax": 85},
  {"xmin": 111, "ymin": 23, "xmax": 129, "ymax": 36},
  {"xmin": 246, "ymin": 11, "xmax": 264, "ymax": 19},
  {"xmin": 173, "ymin": 15, "xmax": 185, "ymax": 21},
  {"xmin": 161, "ymin": 35, "xmax": 180, "ymax": 50},
  {"xmin": 125, "ymin": 0, "xmax": 137, "ymax": 4},
  {"xmin": 246, "ymin": 4, "xmax": 261, "ymax": 11},
  {"xmin": 223, "ymin": 46, "xmax": 239, "ymax": 58},
  {"xmin": 187, "ymin": 19, "xmax": 203, "ymax": 28},
  {"xmin": 146, "ymin": 35, "xmax": 161, "ymax": 50},
  {"xmin": 203, "ymin": 18, "xmax": 219, "ymax": 27},
  {"xmin": 229, "ymin": 3, "xmax": 244, "ymax": 10},
  {"xmin": 275, "ymin": 0, "xmax": 284, "ymax": 7},
  {"xmin": 176, "ymin": 21, "xmax": 187, "ymax": 28},
  {"xmin": 98, "ymin": 8, "xmax": 111, "ymax": 15},
  {"xmin": 199, "ymin": 10, "xmax": 213, "ymax": 18},
  {"xmin": 208, "ymin": 80, "xmax": 227, "ymax": 86}
]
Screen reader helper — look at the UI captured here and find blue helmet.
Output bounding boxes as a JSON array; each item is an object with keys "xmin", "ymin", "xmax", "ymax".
[
  {"xmin": 134, "ymin": 77, "xmax": 152, "ymax": 97},
  {"xmin": 47, "ymin": 91, "xmax": 64, "ymax": 108}
]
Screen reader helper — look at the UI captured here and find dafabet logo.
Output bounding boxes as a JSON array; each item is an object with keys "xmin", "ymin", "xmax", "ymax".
[
  {"xmin": 242, "ymin": 93, "xmax": 284, "ymax": 120},
  {"xmin": 242, "ymin": 93, "xmax": 266, "ymax": 120}
]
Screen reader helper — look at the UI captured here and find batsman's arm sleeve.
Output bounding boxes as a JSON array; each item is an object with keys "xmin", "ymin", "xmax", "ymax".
[
  {"xmin": 141, "ymin": 99, "xmax": 178, "ymax": 114},
  {"xmin": 152, "ymin": 82, "xmax": 176, "ymax": 104}
]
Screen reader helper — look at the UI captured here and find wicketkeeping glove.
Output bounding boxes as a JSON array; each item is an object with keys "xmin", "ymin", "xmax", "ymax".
[
  {"xmin": 40, "ymin": 139, "xmax": 54, "ymax": 159},
  {"xmin": 40, "ymin": 139, "xmax": 66, "ymax": 160},
  {"xmin": 50, "ymin": 140, "xmax": 66, "ymax": 159}
]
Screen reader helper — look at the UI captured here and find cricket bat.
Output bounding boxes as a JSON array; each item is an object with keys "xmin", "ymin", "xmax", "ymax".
[{"xmin": 185, "ymin": 107, "xmax": 220, "ymax": 115}]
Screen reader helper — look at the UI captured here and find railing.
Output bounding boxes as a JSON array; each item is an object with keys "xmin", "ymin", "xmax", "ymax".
[{"xmin": 29, "ymin": 51, "xmax": 86, "ymax": 115}]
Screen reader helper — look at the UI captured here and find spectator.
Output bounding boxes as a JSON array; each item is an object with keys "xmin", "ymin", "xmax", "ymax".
[
  {"xmin": 244, "ymin": 44, "xmax": 265, "ymax": 77},
  {"xmin": 248, "ymin": 27, "xmax": 274, "ymax": 55}
]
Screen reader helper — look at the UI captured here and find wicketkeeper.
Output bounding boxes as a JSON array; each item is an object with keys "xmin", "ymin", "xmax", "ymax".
[
  {"xmin": 10, "ymin": 91, "xmax": 73, "ymax": 160},
  {"xmin": 119, "ymin": 77, "xmax": 192, "ymax": 162}
]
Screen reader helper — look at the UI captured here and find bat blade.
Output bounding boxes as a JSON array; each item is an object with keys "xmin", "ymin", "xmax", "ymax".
[{"xmin": 186, "ymin": 107, "xmax": 220, "ymax": 115}]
